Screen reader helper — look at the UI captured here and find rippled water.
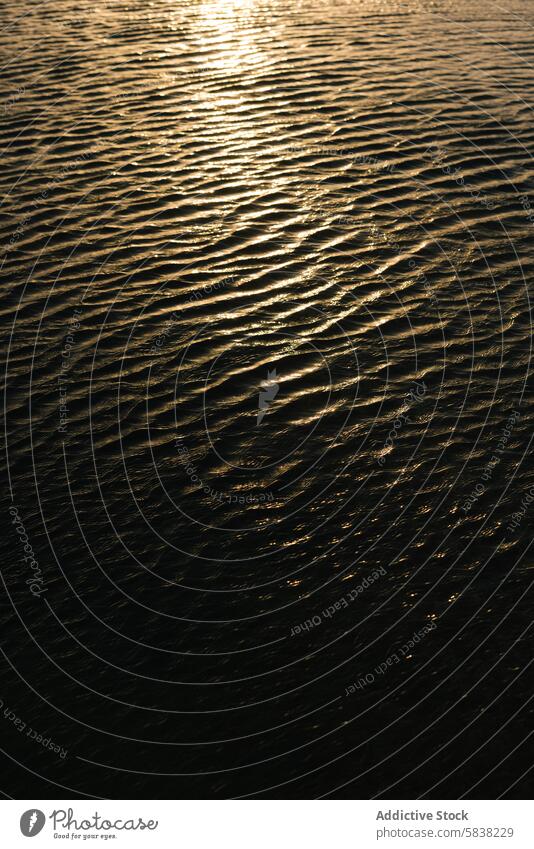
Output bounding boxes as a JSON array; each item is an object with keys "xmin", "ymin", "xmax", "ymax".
[{"xmin": 1, "ymin": 0, "xmax": 533, "ymax": 799}]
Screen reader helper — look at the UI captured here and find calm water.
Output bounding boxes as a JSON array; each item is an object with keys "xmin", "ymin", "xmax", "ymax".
[{"xmin": 1, "ymin": 0, "xmax": 533, "ymax": 799}]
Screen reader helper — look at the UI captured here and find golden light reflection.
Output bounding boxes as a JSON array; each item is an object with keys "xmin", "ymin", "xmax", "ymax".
[{"xmin": 190, "ymin": 0, "xmax": 264, "ymax": 75}]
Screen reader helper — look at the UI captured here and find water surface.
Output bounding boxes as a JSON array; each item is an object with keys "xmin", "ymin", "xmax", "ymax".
[{"xmin": 1, "ymin": 0, "xmax": 533, "ymax": 799}]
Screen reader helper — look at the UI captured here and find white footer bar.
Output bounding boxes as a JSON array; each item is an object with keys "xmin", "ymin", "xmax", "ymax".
[{"xmin": 1, "ymin": 800, "xmax": 531, "ymax": 848}]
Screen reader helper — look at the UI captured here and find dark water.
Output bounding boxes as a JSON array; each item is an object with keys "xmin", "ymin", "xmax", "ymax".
[{"xmin": 1, "ymin": 0, "xmax": 533, "ymax": 799}]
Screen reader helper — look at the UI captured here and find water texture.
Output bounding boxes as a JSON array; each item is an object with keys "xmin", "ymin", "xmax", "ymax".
[{"xmin": 0, "ymin": 0, "xmax": 533, "ymax": 798}]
